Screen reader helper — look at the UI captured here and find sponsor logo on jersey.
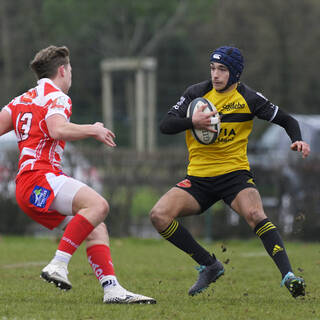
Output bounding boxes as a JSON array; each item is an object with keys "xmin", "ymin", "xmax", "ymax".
[
  {"xmin": 20, "ymin": 89, "xmax": 38, "ymax": 104},
  {"xmin": 217, "ymin": 136, "xmax": 235, "ymax": 143},
  {"xmin": 56, "ymin": 96, "xmax": 69, "ymax": 107},
  {"xmin": 221, "ymin": 102, "xmax": 245, "ymax": 112},
  {"xmin": 247, "ymin": 178, "xmax": 255, "ymax": 185},
  {"xmin": 50, "ymin": 96, "xmax": 71, "ymax": 113},
  {"xmin": 177, "ymin": 179, "xmax": 191, "ymax": 188},
  {"xmin": 217, "ymin": 128, "xmax": 236, "ymax": 143},
  {"xmin": 173, "ymin": 96, "xmax": 186, "ymax": 110},
  {"xmin": 29, "ymin": 185, "xmax": 51, "ymax": 208}
]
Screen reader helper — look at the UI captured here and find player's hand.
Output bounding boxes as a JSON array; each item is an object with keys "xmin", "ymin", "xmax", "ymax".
[
  {"xmin": 290, "ymin": 141, "xmax": 310, "ymax": 158},
  {"xmin": 192, "ymin": 104, "xmax": 219, "ymax": 132},
  {"xmin": 93, "ymin": 122, "xmax": 116, "ymax": 147}
]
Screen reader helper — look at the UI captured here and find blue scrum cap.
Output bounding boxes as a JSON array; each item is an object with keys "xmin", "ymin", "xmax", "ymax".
[{"xmin": 210, "ymin": 46, "xmax": 244, "ymax": 89}]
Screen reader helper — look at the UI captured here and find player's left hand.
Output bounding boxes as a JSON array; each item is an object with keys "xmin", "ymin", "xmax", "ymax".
[{"xmin": 290, "ymin": 141, "xmax": 310, "ymax": 158}]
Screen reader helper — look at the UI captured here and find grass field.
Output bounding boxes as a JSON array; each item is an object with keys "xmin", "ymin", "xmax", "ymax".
[{"xmin": 1, "ymin": 236, "xmax": 320, "ymax": 320}]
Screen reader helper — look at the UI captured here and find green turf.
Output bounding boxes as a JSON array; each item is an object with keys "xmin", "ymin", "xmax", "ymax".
[{"xmin": 0, "ymin": 236, "xmax": 320, "ymax": 320}]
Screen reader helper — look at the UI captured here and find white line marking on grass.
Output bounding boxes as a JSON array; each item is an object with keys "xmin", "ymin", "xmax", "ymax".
[
  {"xmin": 240, "ymin": 252, "xmax": 268, "ymax": 257},
  {"xmin": 0, "ymin": 261, "xmax": 47, "ymax": 268}
]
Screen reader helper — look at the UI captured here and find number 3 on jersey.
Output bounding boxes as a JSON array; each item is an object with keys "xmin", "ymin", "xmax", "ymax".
[{"xmin": 16, "ymin": 112, "xmax": 33, "ymax": 141}]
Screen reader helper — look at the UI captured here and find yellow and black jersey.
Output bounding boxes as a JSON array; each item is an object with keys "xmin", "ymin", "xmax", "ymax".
[{"xmin": 168, "ymin": 80, "xmax": 279, "ymax": 177}]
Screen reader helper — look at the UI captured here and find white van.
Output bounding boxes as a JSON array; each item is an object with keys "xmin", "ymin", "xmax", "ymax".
[
  {"xmin": 248, "ymin": 114, "xmax": 320, "ymax": 234},
  {"xmin": 249, "ymin": 114, "xmax": 320, "ymax": 166}
]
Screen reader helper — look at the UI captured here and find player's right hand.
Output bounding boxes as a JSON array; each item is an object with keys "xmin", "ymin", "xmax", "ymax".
[
  {"xmin": 93, "ymin": 122, "xmax": 116, "ymax": 147},
  {"xmin": 192, "ymin": 104, "xmax": 218, "ymax": 132},
  {"xmin": 290, "ymin": 140, "xmax": 310, "ymax": 158}
]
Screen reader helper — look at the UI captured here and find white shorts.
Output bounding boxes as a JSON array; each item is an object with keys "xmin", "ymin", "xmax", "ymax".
[{"xmin": 47, "ymin": 173, "xmax": 85, "ymax": 230}]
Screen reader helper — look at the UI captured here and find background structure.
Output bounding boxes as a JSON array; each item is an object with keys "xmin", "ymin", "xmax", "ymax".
[{"xmin": 0, "ymin": 0, "xmax": 319, "ymax": 239}]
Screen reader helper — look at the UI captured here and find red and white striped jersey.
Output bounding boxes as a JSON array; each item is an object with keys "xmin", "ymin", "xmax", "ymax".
[{"xmin": 3, "ymin": 78, "xmax": 72, "ymax": 177}]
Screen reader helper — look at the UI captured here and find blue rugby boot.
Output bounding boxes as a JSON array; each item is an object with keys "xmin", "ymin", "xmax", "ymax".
[
  {"xmin": 281, "ymin": 272, "xmax": 306, "ymax": 298},
  {"xmin": 188, "ymin": 259, "xmax": 224, "ymax": 296}
]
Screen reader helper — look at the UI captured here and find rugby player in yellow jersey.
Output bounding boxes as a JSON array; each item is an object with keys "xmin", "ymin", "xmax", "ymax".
[{"xmin": 149, "ymin": 46, "xmax": 310, "ymax": 298}]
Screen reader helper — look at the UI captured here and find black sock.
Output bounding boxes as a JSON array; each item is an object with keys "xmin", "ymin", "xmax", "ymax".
[
  {"xmin": 160, "ymin": 220, "xmax": 215, "ymax": 266},
  {"xmin": 254, "ymin": 218, "xmax": 292, "ymax": 278}
]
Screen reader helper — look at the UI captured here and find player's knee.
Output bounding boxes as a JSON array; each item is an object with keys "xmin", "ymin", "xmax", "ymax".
[
  {"xmin": 149, "ymin": 206, "xmax": 159, "ymax": 224},
  {"xmin": 96, "ymin": 221, "xmax": 107, "ymax": 234},
  {"xmin": 245, "ymin": 209, "xmax": 265, "ymax": 227},
  {"xmin": 149, "ymin": 206, "xmax": 169, "ymax": 229},
  {"xmin": 94, "ymin": 197, "xmax": 110, "ymax": 221}
]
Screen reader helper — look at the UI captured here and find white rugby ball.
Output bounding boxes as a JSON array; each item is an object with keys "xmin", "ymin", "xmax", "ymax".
[{"xmin": 187, "ymin": 97, "xmax": 220, "ymax": 145}]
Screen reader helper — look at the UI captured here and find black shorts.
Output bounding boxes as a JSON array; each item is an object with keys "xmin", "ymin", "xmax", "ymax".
[{"xmin": 175, "ymin": 170, "xmax": 257, "ymax": 213}]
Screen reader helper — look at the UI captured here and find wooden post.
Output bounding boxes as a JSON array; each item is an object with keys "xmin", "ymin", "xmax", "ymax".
[
  {"xmin": 101, "ymin": 57, "xmax": 157, "ymax": 152},
  {"xmin": 147, "ymin": 70, "xmax": 156, "ymax": 152},
  {"xmin": 135, "ymin": 68, "xmax": 145, "ymax": 152},
  {"xmin": 101, "ymin": 71, "xmax": 113, "ymax": 131}
]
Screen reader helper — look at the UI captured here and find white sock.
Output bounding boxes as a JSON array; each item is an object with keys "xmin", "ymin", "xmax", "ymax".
[
  {"xmin": 101, "ymin": 275, "xmax": 120, "ymax": 290},
  {"xmin": 51, "ymin": 250, "xmax": 72, "ymax": 265}
]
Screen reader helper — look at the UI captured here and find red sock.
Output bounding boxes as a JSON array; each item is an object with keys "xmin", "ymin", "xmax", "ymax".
[
  {"xmin": 87, "ymin": 244, "xmax": 115, "ymax": 283},
  {"xmin": 58, "ymin": 214, "xmax": 94, "ymax": 255}
]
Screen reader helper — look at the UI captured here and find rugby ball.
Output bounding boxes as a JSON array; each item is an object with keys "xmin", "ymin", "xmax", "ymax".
[{"xmin": 187, "ymin": 97, "xmax": 220, "ymax": 144}]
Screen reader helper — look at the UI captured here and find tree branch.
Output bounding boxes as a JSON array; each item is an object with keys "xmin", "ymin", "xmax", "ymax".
[{"xmin": 139, "ymin": 0, "xmax": 189, "ymax": 56}]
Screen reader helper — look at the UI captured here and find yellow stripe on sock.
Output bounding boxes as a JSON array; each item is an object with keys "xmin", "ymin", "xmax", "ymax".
[
  {"xmin": 256, "ymin": 223, "xmax": 275, "ymax": 237},
  {"xmin": 161, "ymin": 220, "xmax": 179, "ymax": 239},
  {"xmin": 256, "ymin": 222, "xmax": 273, "ymax": 236},
  {"xmin": 258, "ymin": 225, "xmax": 276, "ymax": 237},
  {"xmin": 160, "ymin": 220, "xmax": 179, "ymax": 239},
  {"xmin": 256, "ymin": 222, "xmax": 276, "ymax": 237},
  {"xmin": 256, "ymin": 222, "xmax": 272, "ymax": 236}
]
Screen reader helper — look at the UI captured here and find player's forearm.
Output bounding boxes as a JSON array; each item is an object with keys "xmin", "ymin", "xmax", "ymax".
[
  {"xmin": 271, "ymin": 109, "xmax": 302, "ymax": 142},
  {"xmin": 49, "ymin": 121, "xmax": 98, "ymax": 141},
  {"xmin": 0, "ymin": 109, "xmax": 13, "ymax": 136},
  {"xmin": 159, "ymin": 113, "xmax": 193, "ymax": 134}
]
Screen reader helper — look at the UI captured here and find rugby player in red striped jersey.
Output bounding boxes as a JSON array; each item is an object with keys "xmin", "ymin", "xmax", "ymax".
[{"xmin": 0, "ymin": 45, "xmax": 155, "ymax": 304}]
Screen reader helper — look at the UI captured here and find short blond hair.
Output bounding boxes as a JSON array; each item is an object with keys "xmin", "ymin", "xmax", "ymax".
[{"xmin": 30, "ymin": 45, "xmax": 70, "ymax": 79}]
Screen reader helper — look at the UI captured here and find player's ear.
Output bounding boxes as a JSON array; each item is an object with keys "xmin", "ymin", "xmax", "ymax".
[{"xmin": 58, "ymin": 65, "xmax": 65, "ymax": 77}]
